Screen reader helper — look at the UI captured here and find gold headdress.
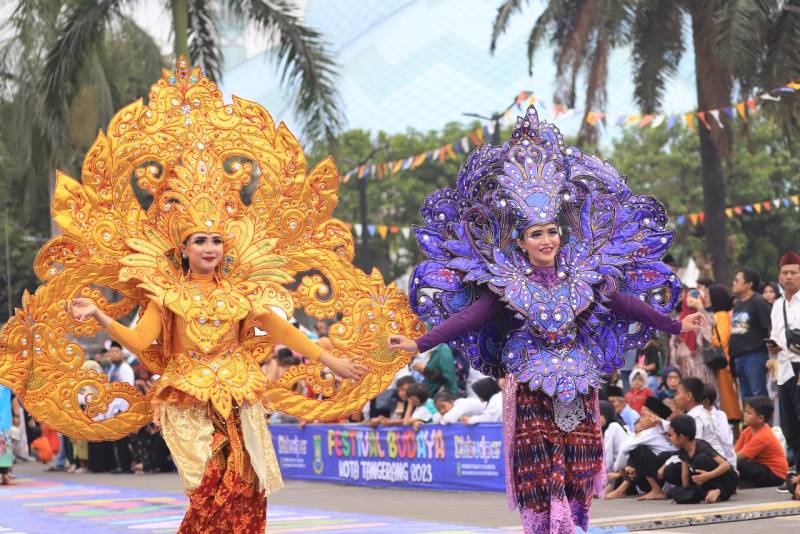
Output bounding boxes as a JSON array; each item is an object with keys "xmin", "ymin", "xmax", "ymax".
[{"xmin": 0, "ymin": 57, "xmax": 422, "ymax": 439}]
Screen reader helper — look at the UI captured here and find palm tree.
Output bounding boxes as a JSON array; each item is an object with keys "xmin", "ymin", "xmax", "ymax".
[
  {"xmin": 490, "ymin": 0, "xmax": 634, "ymax": 146},
  {"xmin": 40, "ymin": 0, "xmax": 343, "ymax": 146},
  {"xmin": 490, "ymin": 0, "xmax": 795, "ymax": 283}
]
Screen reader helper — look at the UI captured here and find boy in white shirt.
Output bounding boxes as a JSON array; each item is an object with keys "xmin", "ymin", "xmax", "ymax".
[
  {"xmin": 403, "ymin": 383, "xmax": 434, "ymax": 431},
  {"xmin": 432, "ymin": 391, "xmax": 485, "ymax": 424},
  {"xmin": 462, "ymin": 377, "xmax": 503, "ymax": 424}
]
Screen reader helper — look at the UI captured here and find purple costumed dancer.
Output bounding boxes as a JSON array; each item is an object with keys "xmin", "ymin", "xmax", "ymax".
[{"xmin": 388, "ymin": 106, "xmax": 704, "ymax": 533}]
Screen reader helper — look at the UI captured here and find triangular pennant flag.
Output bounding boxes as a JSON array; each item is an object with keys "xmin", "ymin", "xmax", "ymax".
[
  {"xmin": 676, "ymin": 215, "xmax": 686, "ymax": 225},
  {"xmin": 377, "ymin": 225, "xmax": 389, "ymax": 239},
  {"xmin": 625, "ymin": 114, "xmax": 642, "ymax": 125},
  {"xmin": 723, "ymin": 107, "xmax": 735, "ymax": 118},
  {"xmin": 392, "ymin": 160, "xmax": 403, "ymax": 174},
  {"xmin": 689, "ymin": 214, "xmax": 698, "ymax": 225},
  {"xmin": 759, "ymin": 92, "xmax": 781, "ymax": 101},
  {"xmin": 744, "ymin": 205, "xmax": 754, "ymax": 213},
  {"xmin": 586, "ymin": 111, "xmax": 597, "ymax": 125},
  {"xmin": 784, "ymin": 198, "xmax": 792, "ymax": 207},
  {"xmin": 667, "ymin": 115, "xmax": 677, "ymax": 129},
  {"xmin": 651, "ymin": 115, "xmax": 666, "ymax": 128},
  {"xmin": 773, "ymin": 198, "xmax": 782, "ymax": 209},
  {"xmin": 684, "ymin": 113, "xmax": 696, "ymax": 130},
  {"xmin": 762, "ymin": 201, "xmax": 772, "ymax": 211},
  {"xmin": 787, "ymin": 82, "xmax": 800, "ymax": 90},
  {"xmin": 445, "ymin": 145, "xmax": 457, "ymax": 159},
  {"xmin": 461, "ymin": 137, "xmax": 470, "ymax": 153},
  {"xmin": 639, "ymin": 114, "xmax": 655, "ymax": 127},
  {"xmin": 367, "ymin": 225, "xmax": 377, "ymax": 236},
  {"xmin": 698, "ymin": 212, "xmax": 706, "ymax": 223},
  {"xmin": 615, "ymin": 115, "xmax": 626, "ymax": 126},
  {"xmin": 734, "ymin": 206, "xmax": 743, "ymax": 215},
  {"xmin": 344, "ymin": 222, "xmax": 353, "ymax": 230},
  {"xmin": 753, "ymin": 203, "xmax": 762, "ymax": 213},
  {"xmin": 709, "ymin": 109, "xmax": 724, "ymax": 128},
  {"xmin": 353, "ymin": 224, "xmax": 362, "ymax": 237},
  {"xmin": 725, "ymin": 208, "xmax": 734, "ymax": 218},
  {"xmin": 746, "ymin": 98, "xmax": 757, "ymax": 112},
  {"xmin": 697, "ymin": 111, "xmax": 712, "ymax": 130},
  {"xmin": 401, "ymin": 227, "xmax": 411, "ymax": 240},
  {"xmin": 389, "ymin": 226, "xmax": 400, "ymax": 234},
  {"xmin": 792, "ymin": 195, "xmax": 800, "ymax": 205},
  {"xmin": 736, "ymin": 102, "xmax": 747, "ymax": 118},
  {"xmin": 554, "ymin": 104, "xmax": 566, "ymax": 117}
]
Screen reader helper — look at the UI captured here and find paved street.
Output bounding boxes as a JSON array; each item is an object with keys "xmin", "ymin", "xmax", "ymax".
[{"xmin": 1, "ymin": 461, "xmax": 798, "ymax": 533}]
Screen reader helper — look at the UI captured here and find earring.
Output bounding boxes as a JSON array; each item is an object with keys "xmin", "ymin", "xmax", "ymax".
[{"xmin": 182, "ymin": 253, "xmax": 187, "ymax": 259}]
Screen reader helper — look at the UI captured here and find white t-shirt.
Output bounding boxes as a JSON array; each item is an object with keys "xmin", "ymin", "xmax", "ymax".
[
  {"xmin": 467, "ymin": 392, "xmax": 503, "ymax": 424},
  {"xmin": 603, "ymin": 422, "xmax": 628, "ymax": 472},
  {"xmin": 687, "ymin": 404, "xmax": 736, "ymax": 468},
  {"xmin": 433, "ymin": 397, "xmax": 486, "ymax": 424},
  {"xmin": 107, "ymin": 361, "xmax": 135, "ymax": 386}
]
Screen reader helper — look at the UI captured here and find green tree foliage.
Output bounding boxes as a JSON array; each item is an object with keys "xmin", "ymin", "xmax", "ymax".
[
  {"xmin": 607, "ymin": 120, "xmax": 800, "ymax": 282},
  {"xmin": 0, "ymin": 20, "xmax": 165, "ymax": 323}
]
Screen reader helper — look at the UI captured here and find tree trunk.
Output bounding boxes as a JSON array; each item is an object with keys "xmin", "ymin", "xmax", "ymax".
[
  {"xmin": 688, "ymin": 1, "xmax": 733, "ymax": 284},
  {"xmin": 171, "ymin": 0, "xmax": 189, "ymax": 59}
]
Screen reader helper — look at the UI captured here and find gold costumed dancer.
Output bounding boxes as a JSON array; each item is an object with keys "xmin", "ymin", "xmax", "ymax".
[{"xmin": 0, "ymin": 57, "xmax": 422, "ymax": 533}]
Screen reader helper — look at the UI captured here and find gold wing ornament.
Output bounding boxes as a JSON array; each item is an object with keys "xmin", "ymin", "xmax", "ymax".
[{"xmin": 0, "ymin": 57, "xmax": 422, "ymax": 440}]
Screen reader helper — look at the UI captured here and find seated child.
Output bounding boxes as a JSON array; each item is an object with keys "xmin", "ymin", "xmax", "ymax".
[
  {"xmin": 462, "ymin": 378, "xmax": 502, "ymax": 424},
  {"xmin": 403, "ymin": 383, "xmax": 434, "ymax": 431},
  {"xmin": 606, "ymin": 396, "xmax": 675, "ymax": 500},
  {"xmin": 608, "ymin": 385, "xmax": 640, "ymax": 432},
  {"xmin": 656, "ymin": 367, "xmax": 681, "ymax": 411},
  {"xmin": 735, "ymin": 396, "xmax": 788, "ymax": 487},
  {"xmin": 667, "ymin": 415, "xmax": 738, "ymax": 504},
  {"xmin": 600, "ymin": 400, "xmax": 628, "ymax": 477},
  {"xmin": 432, "ymin": 390, "xmax": 484, "ymax": 424},
  {"xmin": 625, "ymin": 368, "xmax": 654, "ymax": 414}
]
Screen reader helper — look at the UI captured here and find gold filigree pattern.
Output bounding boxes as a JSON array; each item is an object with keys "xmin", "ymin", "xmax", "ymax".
[{"xmin": 0, "ymin": 57, "xmax": 422, "ymax": 439}]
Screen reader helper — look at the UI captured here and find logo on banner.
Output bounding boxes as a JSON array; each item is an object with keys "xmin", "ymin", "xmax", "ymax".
[{"xmin": 312, "ymin": 434, "xmax": 324, "ymax": 475}]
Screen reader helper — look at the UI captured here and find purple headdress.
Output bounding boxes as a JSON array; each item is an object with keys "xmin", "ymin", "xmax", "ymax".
[{"xmin": 409, "ymin": 106, "xmax": 681, "ymax": 403}]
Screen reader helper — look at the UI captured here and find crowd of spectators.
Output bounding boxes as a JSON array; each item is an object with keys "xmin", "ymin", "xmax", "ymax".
[{"xmin": 602, "ymin": 253, "xmax": 800, "ymax": 503}]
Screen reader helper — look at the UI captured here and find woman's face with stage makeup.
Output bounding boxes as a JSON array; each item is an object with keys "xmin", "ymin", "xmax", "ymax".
[
  {"xmin": 517, "ymin": 223, "xmax": 560, "ymax": 267},
  {"xmin": 182, "ymin": 232, "xmax": 224, "ymax": 274}
]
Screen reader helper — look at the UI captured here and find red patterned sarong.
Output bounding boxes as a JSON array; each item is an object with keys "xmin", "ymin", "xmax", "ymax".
[{"xmin": 178, "ymin": 408, "xmax": 266, "ymax": 533}]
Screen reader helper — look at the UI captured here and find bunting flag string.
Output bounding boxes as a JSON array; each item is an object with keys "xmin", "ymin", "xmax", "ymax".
[
  {"xmin": 342, "ymin": 81, "xmax": 799, "ymax": 182},
  {"xmin": 673, "ymin": 194, "xmax": 799, "ymax": 226},
  {"xmin": 339, "ymin": 193, "xmax": 798, "ymax": 240}
]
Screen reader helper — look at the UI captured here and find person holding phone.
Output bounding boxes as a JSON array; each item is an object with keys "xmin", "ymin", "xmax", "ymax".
[{"xmin": 769, "ymin": 252, "xmax": 800, "ymax": 480}]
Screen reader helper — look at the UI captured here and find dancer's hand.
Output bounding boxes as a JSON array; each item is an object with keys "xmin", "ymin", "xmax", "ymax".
[
  {"xmin": 319, "ymin": 352, "xmax": 367, "ymax": 380},
  {"xmin": 387, "ymin": 335, "xmax": 419, "ymax": 353},
  {"xmin": 680, "ymin": 312, "xmax": 705, "ymax": 332},
  {"xmin": 69, "ymin": 298, "xmax": 98, "ymax": 321}
]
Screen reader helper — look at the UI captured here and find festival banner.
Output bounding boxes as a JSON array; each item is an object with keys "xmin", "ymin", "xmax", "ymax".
[{"xmin": 270, "ymin": 423, "xmax": 505, "ymax": 492}]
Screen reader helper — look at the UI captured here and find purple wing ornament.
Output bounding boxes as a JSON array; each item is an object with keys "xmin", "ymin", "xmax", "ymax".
[{"xmin": 409, "ymin": 106, "xmax": 681, "ymax": 403}]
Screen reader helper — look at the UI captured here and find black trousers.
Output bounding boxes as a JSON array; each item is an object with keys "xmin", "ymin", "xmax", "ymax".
[
  {"xmin": 88, "ymin": 441, "xmax": 115, "ymax": 472},
  {"xmin": 112, "ymin": 436, "xmax": 132, "ymax": 471},
  {"xmin": 779, "ymin": 362, "xmax": 800, "ymax": 470},
  {"xmin": 738, "ymin": 459, "xmax": 784, "ymax": 487},
  {"xmin": 628, "ymin": 445, "xmax": 674, "ymax": 492}
]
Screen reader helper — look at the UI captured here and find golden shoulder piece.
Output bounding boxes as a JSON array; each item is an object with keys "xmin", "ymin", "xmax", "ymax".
[{"xmin": 0, "ymin": 57, "xmax": 422, "ymax": 439}]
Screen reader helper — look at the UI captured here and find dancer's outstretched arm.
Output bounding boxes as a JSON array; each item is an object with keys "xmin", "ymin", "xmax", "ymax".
[
  {"xmin": 388, "ymin": 290, "xmax": 503, "ymax": 354},
  {"xmin": 70, "ymin": 297, "xmax": 162, "ymax": 353}
]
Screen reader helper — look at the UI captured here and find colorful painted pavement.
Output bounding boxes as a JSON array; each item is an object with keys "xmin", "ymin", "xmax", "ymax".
[
  {"xmin": 0, "ymin": 477, "xmax": 635, "ymax": 533},
  {"xmin": 0, "ymin": 477, "xmax": 529, "ymax": 534}
]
